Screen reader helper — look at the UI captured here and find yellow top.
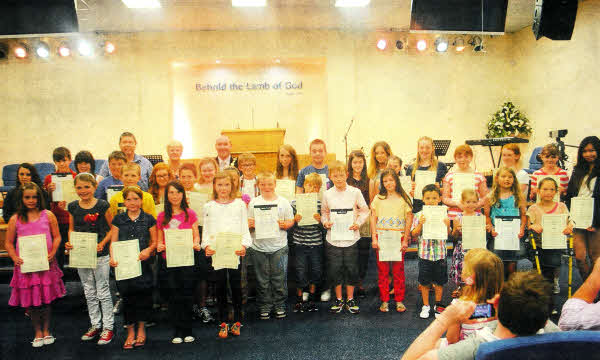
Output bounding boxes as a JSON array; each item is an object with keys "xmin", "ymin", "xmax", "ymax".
[{"xmin": 109, "ymin": 190, "xmax": 157, "ymax": 219}]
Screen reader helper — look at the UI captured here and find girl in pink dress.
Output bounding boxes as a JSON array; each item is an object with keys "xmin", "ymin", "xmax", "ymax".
[{"xmin": 5, "ymin": 183, "xmax": 66, "ymax": 348}]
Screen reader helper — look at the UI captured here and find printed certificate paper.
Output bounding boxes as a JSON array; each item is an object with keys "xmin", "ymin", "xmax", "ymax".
[
  {"xmin": 106, "ymin": 185, "xmax": 124, "ymax": 203},
  {"xmin": 212, "ymin": 232, "xmax": 242, "ymax": 270},
  {"xmin": 541, "ymin": 214, "xmax": 568, "ymax": 249},
  {"xmin": 296, "ymin": 193, "xmax": 318, "ymax": 226},
  {"xmin": 570, "ymin": 197, "xmax": 594, "ymax": 229},
  {"xmin": 275, "ymin": 180, "xmax": 296, "ymax": 201},
  {"xmin": 69, "ymin": 232, "xmax": 98, "ymax": 269},
  {"xmin": 494, "ymin": 217, "xmax": 520, "ymax": 251},
  {"xmin": 112, "ymin": 240, "xmax": 142, "ymax": 281},
  {"xmin": 461, "ymin": 215, "xmax": 487, "ymax": 250},
  {"xmin": 414, "ymin": 171, "xmax": 437, "ymax": 200},
  {"xmin": 452, "ymin": 173, "xmax": 475, "ymax": 202},
  {"xmin": 331, "ymin": 209, "xmax": 354, "ymax": 242},
  {"xmin": 18, "ymin": 234, "xmax": 49, "ymax": 273},
  {"xmin": 187, "ymin": 192, "xmax": 209, "ymax": 224},
  {"xmin": 165, "ymin": 229, "xmax": 194, "ymax": 268},
  {"xmin": 51, "ymin": 173, "xmax": 78, "ymax": 203},
  {"xmin": 377, "ymin": 230, "xmax": 403, "ymax": 262},
  {"xmin": 254, "ymin": 204, "xmax": 279, "ymax": 240},
  {"xmin": 422, "ymin": 206, "xmax": 448, "ymax": 240}
]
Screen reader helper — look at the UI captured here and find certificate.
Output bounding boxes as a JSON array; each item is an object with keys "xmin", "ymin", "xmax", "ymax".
[
  {"xmin": 318, "ymin": 174, "xmax": 329, "ymax": 200},
  {"xmin": 452, "ymin": 173, "xmax": 475, "ymax": 202},
  {"xmin": 165, "ymin": 229, "xmax": 194, "ymax": 268},
  {"xmin": 536, "ymin": 175, "xmax": 560, "ymax": 203},
  {"xmin": 296, "ymin": 193, "xmax": 318, "ymax": 226},
  {"xmin": 570, "ymin": 197, "xmax": 594, "ymax": 229},
  {"xmin": 69, "ymin": 232, "xmax": 98, "ymax": 269},
  {"xmin": 254, "ymin": 204, "xmax": 280, "ymax": 240},
  {"xmin": 187, "ymin": 191, "xmax": 209, "ymax": 225},
  {"xmin": 377, "ymin": 230, "xmax": 403, "ymax": 262},
  {"xmin": 112, "ymin": 240, "xmax": 142, "ymax": 281},
  {"xmin": 18, "ymin": 234, "xmax": 49, "ymax": 273},
  {"xmin": 51, "ymin": 173, "xmax": 78, "ymax": 203},
  {"xmin": 541, "ymin": 214, "xmax": 568, "ymax": 249},
  {"xmin": 494, "ymin": 216, "xmax": 520, "ymax": 251},
  {"xmin": 275, "ymin": 179, "xmax": 296, "ymax": 201},
  {"xmin": 414, "ymin": 171, "xmax": 437, "ymax": 200},
  {"xmin": 330, "ymin": 208, "xmax": 355, "ymax": 242},
  {"xmin": 106, "ymin": 185, "xmax": 123, "ymax": 202},
  {"xmin": 461, "ymin": 215, "xmax": 486, "ymax": 250},
  {"xmin": 422, "ymin": 205, "xmax": 448, "ymax": 240},
  {"xmin": 212, "ymin": 232, "xmax": 242, "ymax": 270}
]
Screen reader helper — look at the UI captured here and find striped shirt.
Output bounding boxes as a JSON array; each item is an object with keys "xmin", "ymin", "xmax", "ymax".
[
  {"xmin": 413, "ymin": 210, "xmax": 447, "ymax": 261},
  {"xmin": 443, "ymin": 171, "xmax": 487, "ymax": 221},
  {"xmin": 531, "ymin": 168, "xmax": 569, "ymax": 191},
  {"xmin": 291, "ymin": 199, "xmax": 324, "ymax": 246}
]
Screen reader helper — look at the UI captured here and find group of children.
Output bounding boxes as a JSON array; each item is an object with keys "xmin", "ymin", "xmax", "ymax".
[{"xmin": 3, "ymin": 134, "xmax": 600, "ymax": 350}]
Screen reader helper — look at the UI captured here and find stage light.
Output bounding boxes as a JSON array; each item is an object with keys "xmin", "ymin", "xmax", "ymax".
[
  {"xmin": 58, "ymin": 42, "xmax": 71, "ymax": 57},
  {"xmin": 376, "ymin": 39, "xmax": 387, "ymax": 50},
  {"xmin": 416, "ymin": 39, "xmax": 427, "ymax": 51},
  {"xmin": 395, "ymin": 40, "xmax": 404, "ymax": 50},
  {"xmin": 35, "ymin": 41, "xmax": 50, "ymax": 58},
  {"xmin": 122, "ymin": 0, "xmax": 161, "ymax": 8},
  {"xmin": 232, "ymin": 0, "xmax": 266, "ymax": 7},
  {"xmin": 78, "ymin": 40, "xmax": 94, "ymax": 57},
  {"xmin": 453, "ymin": 37, "xmax": 465, "ymax": 52},
  {"xmin": 104, "ymin": 41, "xmax": 116, "ymax": 54},
  {"xmin": 468, "ymin": 36, "xmax": 484, "ymax": 52},
  {"xmin": 14, "ymin": 43, "xmax": 29, "ymax": 59},
  {"xmin": 0, "ymin": 43, "xmax": 8, "ymax": 60},
  {"xmin": 335, "ymin": 0, "xmax": 370, "ymax": 7},
  {"xmin": 435, "ymin": 38, "xmax": 448, "ymax": 52}
]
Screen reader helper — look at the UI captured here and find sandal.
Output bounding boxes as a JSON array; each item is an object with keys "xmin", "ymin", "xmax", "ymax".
[
  {"xmin": 134, "ymin": 334, "xmax": 146, "ymax": 347},
  {"xmin": 218, "ymin": 323, "xmax": 228, "ymax": 339},
  {"xmin": 123, "ymin": 338, "xmax": 135, "ymax": 350},
  {"xmin": 396, "ymin": 302, "xmax": 407, "ymax": 313},
  {"xmin": 230, "ymin": 322, "xmax": 241, "ymax": 336}
]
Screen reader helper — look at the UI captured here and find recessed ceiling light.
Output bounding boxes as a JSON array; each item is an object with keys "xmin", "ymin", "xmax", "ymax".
[
  {"xmin": 122, "ymin": 0, "xmax": 161, "ymax": 9},
  {"xmin": 335, "ymin": 0, "xmax": 370, "ymax": 7},
  {"xmin": 232, "ymin": 0, "xmax": 266, "ymax": 7}
]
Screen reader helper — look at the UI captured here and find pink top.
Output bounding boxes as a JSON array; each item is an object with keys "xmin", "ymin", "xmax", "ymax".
[
  {"xmin": 443, "ymin": 171, "xmax": 487, "ymax": 221},
  {"xmin": 531, "ymin": 168, "xmax": 569, "ymax": 190},
  {"xmin": 157, "ymin": 209, "xmax": 198, "ymax": 259}
]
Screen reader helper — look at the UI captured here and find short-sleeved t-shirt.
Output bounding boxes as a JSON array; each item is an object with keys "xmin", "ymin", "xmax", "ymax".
[
  {"xmin": 68, "ymin": 199, "xmax": 111, "ymax": 257},
  {"xmin": 371, "ymin": 195, "xmax": 411, "ymax": 232},
  {"xmin": 109, "ymin": 190, "xmax": 157, "ymax": 218},
  {"xmin": 296, "ymin": 165, "xmax": 330, "ymax": 189},
  {"xmin": 248, "ymin": 196, "xmax": 294, "ymax": 253},
  {"xmin": 413, "ymin": 209, "xmax": 448, "ymax": 261},
  {"xmin": 156, "ymin": 209, "xmax": 198, "ymax": 259}
]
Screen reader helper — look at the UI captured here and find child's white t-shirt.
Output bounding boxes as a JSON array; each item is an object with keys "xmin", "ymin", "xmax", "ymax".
[{"xmin": 248, "ymin": 195, "xmax": 294, "ymax": 253}]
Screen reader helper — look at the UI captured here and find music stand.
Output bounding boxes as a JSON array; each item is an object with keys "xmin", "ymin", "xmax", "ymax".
[
  {"xmin": 142, "ymin": 155, "xmax": 164, "ymax": 166},
  {"xmin": 433, "ymin": 140, "xmax": 451, "ymax": 157}
]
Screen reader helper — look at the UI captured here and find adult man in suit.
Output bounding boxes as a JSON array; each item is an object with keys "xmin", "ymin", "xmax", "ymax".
[{"xmin": 215, "ymin": 135, "xmax": 238, "ymax": 170}]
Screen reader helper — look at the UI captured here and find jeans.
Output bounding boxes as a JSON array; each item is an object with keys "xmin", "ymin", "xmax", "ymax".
[
  {"xmin": 77, "ymin": 255, "xmax": 114, "ymax": 330},
  {"xmin": 248, "ymin": 246, "xmax": 288, "ymax": 313},
  {"xmin": 294, "ymin": 244, "xmax": 322, "ymax": 289}
]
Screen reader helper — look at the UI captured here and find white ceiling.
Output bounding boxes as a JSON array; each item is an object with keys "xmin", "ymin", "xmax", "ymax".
[{"xmin": 75, "ymin": 0, "xmax": 536, "ymax": 34}]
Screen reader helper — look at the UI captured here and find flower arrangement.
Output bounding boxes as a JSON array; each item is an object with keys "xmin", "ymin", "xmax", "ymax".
[{"xmin": 486, "ymin": 101, "xmax": 532, "ymax": 138}]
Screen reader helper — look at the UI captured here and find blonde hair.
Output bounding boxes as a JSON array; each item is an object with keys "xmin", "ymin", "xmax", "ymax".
[
  {"xmin": 412, "ymin": 136, "xmax": 439, "ymax": 178},
  {"xmin": 489, "ymin": 167, "xmax": 524, "ymax": 207},
  {"xmin": 238, "ymin": 152, "xmax": 256, "ymax": 166},
  {"xmin": 461, "ymin": 189, "xmax": 479, "ymax": 202},
  {"xmin": 304, "ymin": 172, "xmax": 323, "ymax": 188},
  {"xmin": 223, "ymin": 166, "xmax": 241, "ymax": 198},
  {"xmin": 368, "ymin": 141, "xmax": 392, "ymax": 179},
  {"xmin": 257, "ymin": 171, "xmax": 276, "ymax": 185},
  {"xmin": 212, "ymin": 170, "xmax": 237, "ymax": 200},
  {"xmin": 460, "ymin": 249, "xmax": 504, "ymax": 303},
  {"xmin": 276, "ymin": 144, "xmax": 299, "ymax": 180},
  {"xmin": 197, "ymin": 157, "xmax": 219, "ymax": 185},
  {"xmin": 122, "ymin": 162, "xmax": 141, "ymax": 175},
  {"xmin": 328, "ymin": 160, "xmax": 347, "ymax": 176}
]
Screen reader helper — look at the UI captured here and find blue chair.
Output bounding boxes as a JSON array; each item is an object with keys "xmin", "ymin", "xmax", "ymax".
[
  {"xmin": 35, "ymin": 163, "xmax": 56, "ymax": 182},
  {"xmin": 475, "ymin": 331, "xmax": 600, "ymax": 360},
  {"xmin": 524, "ymin": 146, "xmax": 543, "ymax": 174},
  {"xmin": 1, "ymin": 164, "xmax": 20, "ymax": 193}
]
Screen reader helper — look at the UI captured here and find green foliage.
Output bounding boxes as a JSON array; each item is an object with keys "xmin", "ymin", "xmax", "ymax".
[{"xmin": 486, "ymin": 101, "xmax": 532, "ymax": 138}]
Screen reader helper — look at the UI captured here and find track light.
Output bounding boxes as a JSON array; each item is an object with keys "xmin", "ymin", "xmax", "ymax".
[
  {"xmin": 14, "ymin": 43, "xmax": 29, "ymax": 59},
  {"xmin": 78, "ymin": 40, "xmax": 94, "ymax": 57},
  {"xmin": 104, "ymin": 41, "xmax": 116, "ymax": 54},
  {"xmin": 58, "ymin": 42, "xmax": 71, "ymax": 57},
  {"xmin": 376, "ymin": 39, "xmax": 387, "ymax": 50},
  {"xmin": 453, "ymin": 37, "xmax": 465, "ymax": 52},
  {"xmin": 469, "ymin": 36, "xmax": 484, "ymax": 52},
  {"xmin": 416, "ymin": 39, "xmax": 427, "ymax": 51},
  {"xmin": 35, "ymin": 41, "xmax": 50, "ymax": 58},
  {"xmin": 435, "ymin": 37, "xmax": 448, "ymax": 52}
]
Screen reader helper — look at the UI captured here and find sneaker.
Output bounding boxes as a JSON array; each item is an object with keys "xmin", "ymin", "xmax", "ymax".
[
  {"xmin": 218, "ymin": 323, "xmax": 228, "ymax": 339},
  {"xmin": 43, "ymin": 335, "xmax": 55, "ymax": 345},
  {"xmin": 32, "ymin": 337, "xmax": 44, "ymax": 348},
  {"xmin": 184, "ymin": 336, "xmax": 195, "ymax": 343},
  {"xmin": 81, "ymin": 327, "xmax": 101, "ymax": 341},
  {"xmin": 199, "ymin": 307, "xmax": 215, "ymax": 323},
  {"xmin": 112, "ymin": 298, "xmax": 122, "ymax": 314},
  {"xmin": 553, "ymin": 282, "xmax": 560, "ymax": 295},
  {"xmin": 97, "ymin": 330, "xmax": 114, "ymax": 345},
  {"xmin": 321, "ymin": 289, "xmax": 331, "ymax": 302},
  {"xmin": 330, "ymin": 299, "xmax": 344, "ymax": 313},
  {"xmin": 302, "ymin": 292, "xmax": 309, "ymax": 302},
  {"xmin": 551, "ymin": 308, "xmax": 558, "ymax": 315},
  {"xmin": 275, "ymin": 309, "xmax": 287, "ymax": 319},
  {"xmin": 171, "ymin": 337, "xmax": 183, "ymax": 344},
  {"xmin": 379, "ymin": 301, "xmax": 389, "ymax": 313},
  {"xmin": 346, "ymin": 298, "xmax": 360, "ymax": 314},
  {"xmin": 259, "ymin": 311, "xmax": 270, "ymax": 320},
  {"xmin": 230, "ymin": 322, "xmax": 241, "ymax": 336},
  {"xmin": 306, "ymin": 301, "xmax": 318, "ymax": 312},
  {"xmin": 420, "ymin": 305, "xmax": 431, "ymax": 319},
  {"xmin": 434, "ymin": 303, "xmax": 447, "ymax": 318},
  {"xmin": 396, "ymin": 302, "xmax": 407, "ymax": 313},
  {"xmin": 293, "ymin": 301, "xmax": 305, "ymax": 313}
]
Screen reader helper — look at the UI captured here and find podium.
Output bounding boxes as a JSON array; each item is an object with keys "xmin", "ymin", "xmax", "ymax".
[{"xmin": 221, "ymin": 128, "xmax": 285, "ymax": 172}]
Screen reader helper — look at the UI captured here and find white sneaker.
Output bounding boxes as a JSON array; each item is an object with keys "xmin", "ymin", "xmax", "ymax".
[
  {"xmin": 184, "ymin": 336, "xmax": 195, "ymax": 343},
  {"xmin": 302, "ymin": 292, "xmax": 309, "ymax": 302},
  {"xmin": 420, "ymin": 305, "xmax": 431, "ymax": 319},
  {"xmin": 320, "ymin": 289, "xmax": 331, "ymax": 302},
  {"xmin": 171, "ymin": 337, "xmax": 183, "ymax": 344},
  {"xmin": 553, "ymin": 282, "xmax": 560, "ymax": 295}
]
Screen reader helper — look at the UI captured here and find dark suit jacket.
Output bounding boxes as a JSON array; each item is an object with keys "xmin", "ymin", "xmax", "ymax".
[{"xmin": 215, "ymin": 155, "xmax": 238, "ymax": 170}]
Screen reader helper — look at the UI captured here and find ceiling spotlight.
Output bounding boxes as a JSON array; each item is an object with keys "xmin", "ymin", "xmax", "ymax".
[
  {"xmin": 0, "ymin": 43, "xmax": 8, "ymax": 60},
  {"xmin": 453, "ymin": 37, "xmax": 465, "ymax": 52},
  {"xmin": 78, "ymin": 40, "xmax": 93, "ymax": 57},
  {"xmin": 104, "ymin": 41, "xmax": 116, "ymax": 54},
  {"xmin": 395, "ymin": 40, "xmax": 404, "ymax": 50},
  {"xmin": 469, "ymin": 36, "xmax": 484, "ymax": 52},
  {"xmin": 435, "ymin": 38, "xmax": 448, "ymax": 52},
  {"xmin": 416, "ymin": 39, "xmax": 427, "ymax": 51},
  {"xmin": 376, "ymin": 39, "xmax": 387, "ymax": 50},
  {"xmin": 58, "ymin": 42, "xmax": 71, "ymax": 57},
  {"xmin": 35, "ymin": 41, "xmax": 50, "ymax": 58},
  {"xmin": 14, "ymin": 43, "xmax": 29, "ymax": 59}
]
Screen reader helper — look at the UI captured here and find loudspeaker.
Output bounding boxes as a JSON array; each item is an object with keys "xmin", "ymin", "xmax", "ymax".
[{"xmin": 533, "ymin": 0, "xmax": 578, "ymax": 40}]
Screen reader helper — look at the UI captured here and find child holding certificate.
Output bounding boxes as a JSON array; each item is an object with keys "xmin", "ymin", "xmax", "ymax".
[
  {"xmin": 411, "ymin": 184, "xmax": 450, "ymax": 319},
  {"xmin": 109, "ymin": 186, "xmax": 157, "ymax": 350},
  {"xmin": 485, "ymin": 167, "xmax": 527, "ymax": 280},
  {"xmin": 370, "ymin": 169, "xmax": 412, "ymax": 313},
  {"xmin": 202, "ymin": 171, "xmax": 252, "ymax": 338},
  {"xmin": 156, "ymin": 181, "xmax": 201, "ymax": 344},
  {"xmin": 248, "ymin": 172, "xmax": 294, "ymax": 319},
  {"xmin": 530, "ymin": 144, "xmax": 569, "ymax": 200},
  {"xmin": 528, "ymin": 178, "xmax": 574, "ymax": 295},
  {"xmin": 65, "ymin": 173, "xmax": 114, "ymax": 345},
  {"xmin": 406, "ymin": 136, "xmax": 448, "ymax": 213},
  {"xmin": 321, "ymin": 161, "xmax": 369, "ymax": 314},
  {"xmin": 565, "ymin": 136, "xmax": 600, "ymax": 281},
  {"xmin": 5, "ymin": 183, "xmax": 66, "ymax": 348}
]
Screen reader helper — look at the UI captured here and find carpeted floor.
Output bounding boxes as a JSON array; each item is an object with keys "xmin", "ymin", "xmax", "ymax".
[{"xmin": 0, "ymin": 253, "xmax": 582, "ymax": 360}]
